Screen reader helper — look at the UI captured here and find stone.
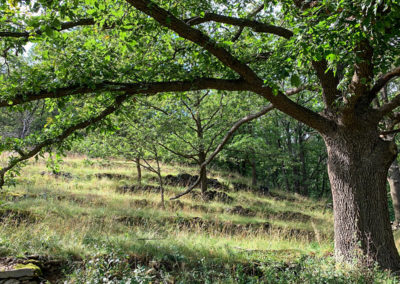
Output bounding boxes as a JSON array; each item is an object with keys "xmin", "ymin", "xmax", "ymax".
[
  {"xmin": 0, "ymin": 263, "xmax": 41, "ymax": 279},
  {"xmin": 0, "ymin": 269, "xmax": 34, "ymax": 278}
]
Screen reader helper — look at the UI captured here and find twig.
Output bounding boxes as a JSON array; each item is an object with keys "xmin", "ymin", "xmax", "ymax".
[{"xmin": 137, "ymin": 238, "xmax": 166, "ymax": 241}]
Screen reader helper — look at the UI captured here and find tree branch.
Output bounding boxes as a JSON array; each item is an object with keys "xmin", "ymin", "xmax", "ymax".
[
  {"xmin": 126, "ymin": 0, "xmax": 263, "ymax": 86},
  {"xmin": 157, "ymin": 142, "xmax": 198, "ymax": 162},
  {"xmin": 125, "ymin": 0, "xmax": 334, "ymax": 134},
  {"xmin": 0, "ymin": 93, "xmax": 129, "ymax": 188},
  {"xmin": 185, "ymin": 12, "xmax": 293, "ymax": 39},
  {"xmin": 0, "ymin": 78, "xmax": 251, "ymax": 108},
  {"xmin": 380, "ymin": 128, "xmax": 400, "ymax": 136},
  {"xmin": 232, "ymin": 4, "xmax": 265, "ymax": 42},
  {"xmin": 170, "ymin": 104, "xmax": 274, "ymax": 200},
  {"xmin": 170, "ymin": 86, "xmax": 307, "ymax": 200},
  {"xmin": 170, "ymin": 130, "xmax": 198, "ymax": 152},
  {"xmin": 377, "ymin": 92, "xmax": 400, "ymax": 117},
  {"xmin": 370, "ymin": 66, "xmax": 400, "ymax": 99},
  {"xmin": 311, "ymin": 61, "xmax": 341, "ymax": 108},
  {"xmin": 0, "ymin": 18, "xmax": 96, "ymax": 39},
  {"xmin": 205, "ymin": 126, "xmax": 229, "ymax": 156},
  {"xmin": 169, "ymin": 176, "xmax": 201, "ymax": 200},
  {"xmin": 348, "ymin": 40, "xmax": 375, "ymax": 110}
]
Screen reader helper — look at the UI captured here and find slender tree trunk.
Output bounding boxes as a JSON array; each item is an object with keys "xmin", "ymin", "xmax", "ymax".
[
  {"xmin": 135, "ymin": 157, "xmax": 142, "ymax": 185},
  {"xmin": 251, "ymin": 157, "xmax": 257, "ymax": 188},
  {"xmin": 199, "ymin": 152, "xmax": 208, "ymax": 197},
  {"xmin": 193, "ymin": 107, "xmax": 208, "ymax": 198},
  {"xmin": 200, "ymin": 165, "xmax": 207, "ymax": 196},
  {"xmin": 388, "ymin": 159, "xmax": 400, "ymax": 226},
  {"xmin": 297, "ymin": 124, "xmax": 308, "ymax": 196},
  {"xmin": 154, "ymin": 152, "xmax": 165, "ymax": 208},
  {"xmin": 277, "ymin": 138, "xmax": 290, "ymax": 191},
  {"xmin": 324, "ymin": 126, "xmax": 400, "ymax": 270},
  {"xmin": 285, "ymin": 122, "xmax": 298, "ymax": 193},
  {"xmin": 292, "ymin": 166, "xmax": 301, "ymax": 194},
  {"xmin": 157, "ymin": 171, "xmax": 164, "ymax": 208},
  {"xmin": 281, "ymin": 162, "xmax": 290, "ymax": 192},
  {"xmin": 318, "ymin": 173, "xmax": 326, "ymax": 199}
]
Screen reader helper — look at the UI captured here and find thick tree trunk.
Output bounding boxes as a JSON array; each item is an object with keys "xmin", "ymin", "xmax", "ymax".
[
  {"xmin": 324, "ymin": 125, "xmax": 400, "ymax": 270},
  {"xmin": 388, "ymin": 159, "xmax": 400, "ymax": 226}
]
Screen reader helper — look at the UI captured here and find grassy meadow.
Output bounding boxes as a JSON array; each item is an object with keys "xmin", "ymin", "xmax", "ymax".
[{"xmin": 0, "ymin": 154, "xmax": 398, "ymax": 283}]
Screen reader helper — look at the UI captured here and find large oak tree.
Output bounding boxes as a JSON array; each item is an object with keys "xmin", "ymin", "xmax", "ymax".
[{"xmin": 1, "ymin": 0, "xmax": 400, "ymax": 270}]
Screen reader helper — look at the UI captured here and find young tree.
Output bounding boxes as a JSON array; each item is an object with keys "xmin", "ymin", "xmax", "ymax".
[
  {"xmin": 1, "ymin": 0, "xmax": 400, "ymax": 269},
  {"xmin": 74, "ymin": 107, "xmax": 168, "ymax": 205},
  {"xmin": 142, "ymin": 91, "xmax": 243, "ymax": 197}
]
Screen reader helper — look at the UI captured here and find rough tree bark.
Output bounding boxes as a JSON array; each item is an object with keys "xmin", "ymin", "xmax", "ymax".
[
  {"xmin": 324, "ymin": 122, "xmax": 400, "ymax": 270},
  {"xmin": 388, "ymin": 159, "xmax": 400, "ymax": 226}
]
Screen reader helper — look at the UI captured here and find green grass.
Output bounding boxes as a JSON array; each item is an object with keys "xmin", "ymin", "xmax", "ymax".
[{"xmin": 0, "ymin": 155, "xmax": 398, "ymax": 283}]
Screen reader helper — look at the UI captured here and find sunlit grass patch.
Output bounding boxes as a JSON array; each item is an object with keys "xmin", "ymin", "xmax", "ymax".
[{"xmin": 0, "ymin": 155, "xmax": 351, "ymax": 281}]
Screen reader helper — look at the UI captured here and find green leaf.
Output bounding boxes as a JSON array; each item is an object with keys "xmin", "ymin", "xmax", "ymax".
[
  {"xmin": 290, "ymin": 74, "xmax": 301, "ymax": 87},
  {"xmin": 326, "ymin": 53, "xmax": 337, "ymax": 61}
]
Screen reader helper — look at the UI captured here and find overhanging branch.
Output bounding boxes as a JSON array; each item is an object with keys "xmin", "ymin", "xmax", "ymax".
[
  {"xmin": 125, "ymin": 0, "xmax": 334, "ymax": 134},
  {"xmin": 0, "ymin": 78, "xmax": 251, "ymax": 108},
  {"xmin": 125, "ymin": 0, "xmax": 264, "ymax": 85}
]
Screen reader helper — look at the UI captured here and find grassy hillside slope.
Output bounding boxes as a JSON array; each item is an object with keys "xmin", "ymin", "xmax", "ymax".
[{"xmin": 0, "ymin": 155, "xmax": 397, "ymax": 283}]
